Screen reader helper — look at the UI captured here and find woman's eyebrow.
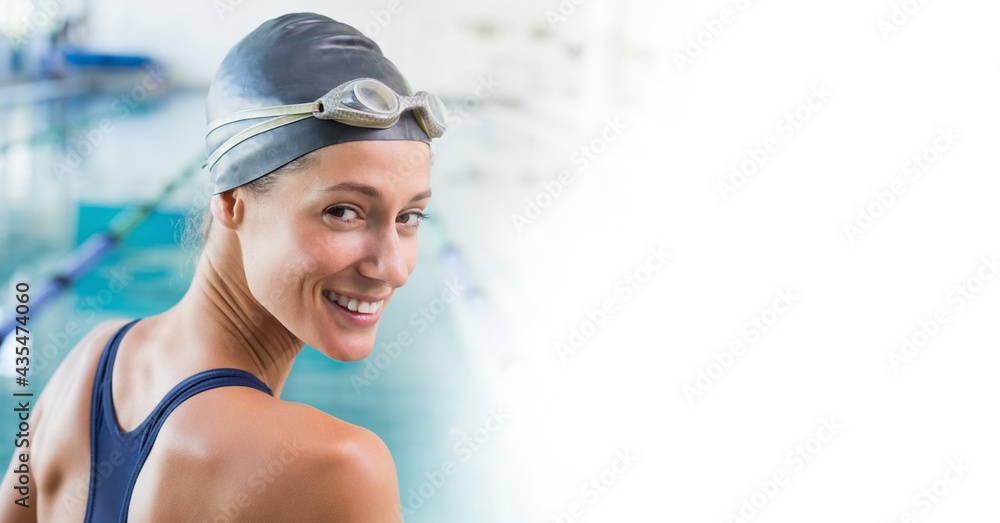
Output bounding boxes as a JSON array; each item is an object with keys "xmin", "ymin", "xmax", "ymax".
[
  {"xmin": 324, "ymin": 182, "xmax": 431, "ymax": 202},
  {"xmin": 410, "ymin": 188, "xmax": 432, "ymax": 202}
]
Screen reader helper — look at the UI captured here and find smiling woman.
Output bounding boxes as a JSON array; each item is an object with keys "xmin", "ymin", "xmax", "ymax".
[
  {"xmin": 218, "ymin": 140, "xmax": 433, "ymax": 361},
  {"xmin": 0, "ymin": 12, "xmax": 446, "ymax": 523}
]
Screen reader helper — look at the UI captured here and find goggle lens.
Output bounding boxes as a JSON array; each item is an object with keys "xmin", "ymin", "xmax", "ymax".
[
  {"xmin": 353, "ymin": 80, "xmax": 398, "ymax": 114},
  {"xmin": 426, "ymin": 94, "xmax": 448, "ymax": 127}
]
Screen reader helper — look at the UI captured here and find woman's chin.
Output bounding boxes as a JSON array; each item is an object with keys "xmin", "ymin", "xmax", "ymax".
[{"xmin": 316, "ymin": 340, "xmax": 374, "ymax": 362}]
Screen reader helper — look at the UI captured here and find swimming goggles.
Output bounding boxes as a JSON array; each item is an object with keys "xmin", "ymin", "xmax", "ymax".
[{"xmin": 205, "ymin": 77, "xmax": 448, "ymax": 169}]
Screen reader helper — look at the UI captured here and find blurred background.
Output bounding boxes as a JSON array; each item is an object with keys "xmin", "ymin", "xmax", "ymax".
[{"xmin": 2, "ymin": 0, "xmax": 1000, "ymax": 521}]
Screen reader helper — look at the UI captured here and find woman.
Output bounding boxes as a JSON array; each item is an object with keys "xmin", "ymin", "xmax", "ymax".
[{"xmin": 0, "ymin": 12, "xmax": 448, "ymax": 522}]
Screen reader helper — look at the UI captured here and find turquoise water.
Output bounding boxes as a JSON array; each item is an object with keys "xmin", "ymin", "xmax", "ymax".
[{"xmin": 0, "ymin": 90, "xmax": 527, "ymax": 521}]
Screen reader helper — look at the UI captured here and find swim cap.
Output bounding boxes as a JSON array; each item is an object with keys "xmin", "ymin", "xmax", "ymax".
[{"xmin": 205, "ymin": 12, "xmax": 432, "ymax": 195}]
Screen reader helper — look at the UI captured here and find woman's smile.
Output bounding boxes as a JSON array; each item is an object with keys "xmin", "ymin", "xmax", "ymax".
[{"xmin": 323, "ymin": 289, "xmax": 386, "ymax": 327}]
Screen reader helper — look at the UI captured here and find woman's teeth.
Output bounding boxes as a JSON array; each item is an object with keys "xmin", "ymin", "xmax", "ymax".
[{"xmin": 323, "ymin": 290, "xmax": 382, "ymax": 314}]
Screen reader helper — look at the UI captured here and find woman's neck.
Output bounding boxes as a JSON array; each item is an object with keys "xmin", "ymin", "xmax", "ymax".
[{"xmin": 159, "ymin": 234, "xmax": 304, "ymax": 397}]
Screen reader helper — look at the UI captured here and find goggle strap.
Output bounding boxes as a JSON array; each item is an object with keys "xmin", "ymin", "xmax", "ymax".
[
  {"xmin": 206, "ymin": 113, "xmax": 312, "ymax": 171},
  {"xmin": 206, "ymin": 102, "xmax": 319, "ymax": 136}
]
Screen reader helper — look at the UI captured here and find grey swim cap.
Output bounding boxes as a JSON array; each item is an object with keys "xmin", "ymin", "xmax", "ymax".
[{"xmin": 205, "ymin": 12, "xmax": 432, "ymax": 195}]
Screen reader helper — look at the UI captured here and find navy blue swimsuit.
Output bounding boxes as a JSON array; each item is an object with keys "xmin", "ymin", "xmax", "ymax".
[{"xmin": 83, "ymin": 318, "xmax": 273, "ymax": 522}]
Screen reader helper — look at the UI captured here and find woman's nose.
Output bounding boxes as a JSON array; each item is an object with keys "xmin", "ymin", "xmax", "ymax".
[{"xmin": 356, "ymin": 226, "xmax": 411, "ymax": 288}]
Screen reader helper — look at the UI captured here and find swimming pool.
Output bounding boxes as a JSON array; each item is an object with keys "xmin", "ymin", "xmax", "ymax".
[{"xmin": 0, "ymin": 88, "xmax": 534, "ymax": 521}]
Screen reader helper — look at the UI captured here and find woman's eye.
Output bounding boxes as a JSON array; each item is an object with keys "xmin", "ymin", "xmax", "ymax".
[
  {"xmin": 325, "ymin": 206, "xmax": 359, "ymax": 221},
  {"xmin": 398, "ymin": 211, "xmax": 430, "ymax": 228}
]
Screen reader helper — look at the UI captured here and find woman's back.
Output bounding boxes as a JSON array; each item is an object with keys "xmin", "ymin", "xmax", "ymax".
[{"xmin": 1, "ymin": 318, "xmax": 402, "ymax": 522}]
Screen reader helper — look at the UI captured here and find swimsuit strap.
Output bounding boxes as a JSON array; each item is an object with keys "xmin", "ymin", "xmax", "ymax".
[{"xmin": 84, "ymin": 318, "xmax": 274, "ymax": 522}]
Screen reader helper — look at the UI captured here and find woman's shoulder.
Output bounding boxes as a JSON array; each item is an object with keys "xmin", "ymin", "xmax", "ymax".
[
  {"xmin": 162, "ymin": 382, "xmax": 390, "ymax": 455},
  {"xmin": 246, "ymin": 399, "xmax": 399, "ymax": 490},
  {"xmin": 147, "ymin": 394, "xmax": 401, "ymax": 521},
  {"xmin": 278, "ymin": 401, "xmax": 397, "ymax": 471},
  {"xmin": 37, "ymin": 317, "xmax": 133, "ymax": 407},
  {"xmin": 268, "ymin": 402, "xmax": 402, "ymax": 520},
  {"xmin": 62, "ymin": 317, "xmax": 133, "ymax": 362}
]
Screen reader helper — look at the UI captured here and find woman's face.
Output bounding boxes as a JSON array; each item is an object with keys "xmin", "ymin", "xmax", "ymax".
[{"xmin": 235, "ymin": 140, "xmax": 432, "ymax": 361}]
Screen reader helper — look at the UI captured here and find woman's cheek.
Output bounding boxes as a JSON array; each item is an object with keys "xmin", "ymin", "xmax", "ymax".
[
  {"xmin": 402, "ymin": 235, "xmax": 420, "ymax": 274},
  {"xmin": 313, "ymin": 229, "xmax": 369, "ymax": 271},
  {"xmin": 244, "ymin": 246, "xmax": 290, "ymax": 310}
]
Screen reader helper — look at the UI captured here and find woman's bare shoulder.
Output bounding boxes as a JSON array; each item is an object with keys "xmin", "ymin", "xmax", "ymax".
[
  {"xmin": 262, "ymin": 400, "xmax": 400, "ymax": 493},
  {"xmin": 37, "ymin": 318, "xmax": 132, "ymax": 409},
  {"xmin": 145, "ymin": 393, "xmax": 402, "ymax": 522},
  {"xmin": 51, "ymin": 318, "xmax": 132, "ymax": 372},
  {"xmin": 267, "ymin": 402, "xmax": 403, "ymax": 521}
]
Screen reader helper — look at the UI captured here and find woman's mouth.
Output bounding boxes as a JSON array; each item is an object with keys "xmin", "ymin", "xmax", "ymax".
[{"xmin": 323, "ymin": 289, "xmax": 384, "ymax": 314}]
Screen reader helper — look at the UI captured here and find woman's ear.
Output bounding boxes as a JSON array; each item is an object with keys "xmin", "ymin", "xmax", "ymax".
[{"xmin": 210, "ymin": 190, "xmax": 244, "ymax": 231}]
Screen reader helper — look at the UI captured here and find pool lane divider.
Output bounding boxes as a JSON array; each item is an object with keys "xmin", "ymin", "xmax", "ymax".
[{"xmin": 0, "ymin": 156, "xmax": 202, "ymax": 348}]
